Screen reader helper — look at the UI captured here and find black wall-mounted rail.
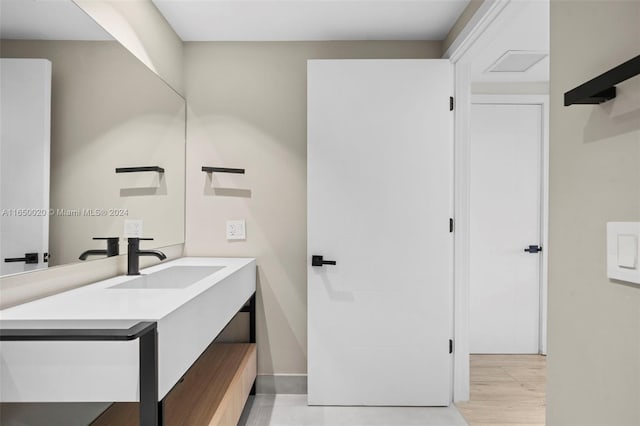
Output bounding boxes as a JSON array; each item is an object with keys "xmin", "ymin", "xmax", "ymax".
[
  {"xmin": 564, "ymin": 55, "xmax": 640, "ymax": 106},
  {"xmin": 0, "ymin": 322, "xmax": 160, "ymax": 425},
  {"xmin": 202, "ymin": 166, "xmax": 245, "ymax": 174},
  {"xmin": 116, "ymin": 166, "xmax": 165, "ymax": 174}
]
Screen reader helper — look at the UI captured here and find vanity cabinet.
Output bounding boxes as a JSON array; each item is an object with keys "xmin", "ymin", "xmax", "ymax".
[
  {"xmin": 92, "ymin": 343, "xmax": 256, "ymax": 426},
  {"xmin": 0, "ymin": 257, "xmax": 257, "ymax": 426}
]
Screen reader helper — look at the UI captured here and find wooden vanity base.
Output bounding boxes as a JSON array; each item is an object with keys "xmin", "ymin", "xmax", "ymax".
[{"xmin": 92, "ymin": 343, "xmax": 257, "ymax": 426}]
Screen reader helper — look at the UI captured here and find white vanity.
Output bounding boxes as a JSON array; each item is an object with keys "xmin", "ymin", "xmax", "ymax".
[{"xmin": 0, "ymin": 257, "xmax": 256, "ymax": 425}]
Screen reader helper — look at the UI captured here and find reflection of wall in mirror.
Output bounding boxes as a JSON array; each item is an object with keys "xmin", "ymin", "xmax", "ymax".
[
  {"xmin": 74, "ymin": 0, "xmax": 185, "ymax": 95},
  {"xmin": 0, "ymin": 41, "xmax": 186, "ymax": 268}
]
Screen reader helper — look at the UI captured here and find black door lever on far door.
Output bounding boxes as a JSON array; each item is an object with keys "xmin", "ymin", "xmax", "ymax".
[
  {"xmin": 524, "ymin": 245, "xmax": 542, "ymax": 254},
  {"xmin": 312, "ymin": 255, "xmax": 337, "ymax": 267}
]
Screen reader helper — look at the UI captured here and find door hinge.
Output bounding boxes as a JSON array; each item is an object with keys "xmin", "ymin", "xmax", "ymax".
[
  {"xmin": 524, "ymin": 245, "xmax": 542, "ymax": 254},
  {"xmin": 449, "ymin": 339, "xmax": 454, "ymax": 354},
  {"xmin": 449, "ymin": 218, "xmax": 454, "ymax": 233},
  {"xmin": 449, "ymin": 96, "xmax": 454, "ymax": 111}
]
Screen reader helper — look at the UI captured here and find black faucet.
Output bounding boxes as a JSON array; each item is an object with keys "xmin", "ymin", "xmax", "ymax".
[
  {"xmin": 127, "ymin": 237, "xmax": 166, "ymax": 275},
  {"xmin": 79, "ymin": 237, "xmax": 120, "ymax": 260}
]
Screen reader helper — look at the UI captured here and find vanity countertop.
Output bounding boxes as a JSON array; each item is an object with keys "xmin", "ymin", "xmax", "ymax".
[
  {"xmin": 0, "ymin": 257, "xmax": 256, "ymax": 324},
  {"xmin": 0, "ymin": 256, "xmax": 257, "ymax": 402}
]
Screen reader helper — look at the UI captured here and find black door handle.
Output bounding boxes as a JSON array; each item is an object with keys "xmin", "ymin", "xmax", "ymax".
[
  {"xmin": 312, "ymin": 255, "xmax": 337, "ymax": 267},
  {"xmin": 524, "ymin": 245, "xmax": 542, "ymax": 254},
  {"xmin": 4, "ymin": 253, "xmax": 39, "ymax": 264}
]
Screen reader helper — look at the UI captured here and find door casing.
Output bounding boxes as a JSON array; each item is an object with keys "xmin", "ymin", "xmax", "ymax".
[{"xmin": 445, "ymin": 0, "xmax": 549, "ymax": 400}]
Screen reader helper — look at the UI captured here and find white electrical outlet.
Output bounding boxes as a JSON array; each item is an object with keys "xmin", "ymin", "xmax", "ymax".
[
  {"xmin": 124, "ymin": 219, "xmax": 144, "ymax": 238},
  {"xmin": 226, "ymin": 220, "xmax": 246, "ymax": 240}
]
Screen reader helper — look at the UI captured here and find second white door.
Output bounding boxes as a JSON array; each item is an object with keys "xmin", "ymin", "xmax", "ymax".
[{"xmin": 469, "ymin": 102, "xmax": 543, "ymax": 354}]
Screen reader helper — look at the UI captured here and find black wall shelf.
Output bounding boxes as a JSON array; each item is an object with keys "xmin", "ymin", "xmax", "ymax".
[
  {"xmin": 116, "ymin": 166, "xmax": 165, "ymax": 173},
  {"xmin": 202, "ymin": 166, "xmax": 245, "ymax": 174},
  {"xmin": 564, "ymin": 55, "xmax": 640, "ymax": 106}
]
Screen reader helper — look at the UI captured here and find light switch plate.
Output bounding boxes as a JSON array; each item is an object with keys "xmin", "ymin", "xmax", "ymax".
[
  {"xmin": 226, "ymin": 220, "xmax": 246, "ymax": 240},
  {"xmin": 607, "ymin": 222, "xmax": 640, "ymax": 284},
  {"xmin": 124, "ymin": 219, "xmax": 143, "ymax": 238}
]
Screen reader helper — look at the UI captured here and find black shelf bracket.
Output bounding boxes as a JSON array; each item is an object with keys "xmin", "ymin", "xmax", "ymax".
[
  {"xmin": 202, "ymin": 166, "xmax": 245, "ymax": 174},
  {"xmin": 564, "ymin": 55, "xmax": 640, "ymax": 106},
  {"xmin": 116, "ymin": 166, "xmax": 165, "ymax": 174}
]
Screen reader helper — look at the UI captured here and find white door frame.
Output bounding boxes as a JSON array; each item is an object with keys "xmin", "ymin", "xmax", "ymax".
[
  {"xmin": 471, "ymin": 94, "xmax": 549, "ymax": 357},
  {"xmin": 445, "ymin": 0, "xmax": 513, "ymax": 402},
  {"xmin": 443, "ymin": 0, "xmax": 551, "ymax": 401}
]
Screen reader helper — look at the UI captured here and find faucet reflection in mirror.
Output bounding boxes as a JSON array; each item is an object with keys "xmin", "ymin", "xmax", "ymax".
[{"xmin": 78, "ymin": 237, "xmax": 120, "ymax": 260}]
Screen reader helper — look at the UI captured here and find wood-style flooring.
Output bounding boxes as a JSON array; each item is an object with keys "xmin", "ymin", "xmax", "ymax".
[{"xmin": 455, "ymin": 354, "xmax": 546, "ymax": 426}]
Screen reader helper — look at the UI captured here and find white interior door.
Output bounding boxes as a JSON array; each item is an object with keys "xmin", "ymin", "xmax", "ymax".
[
  {"xmin": 469, "ymin": 102, "xmax": 542, "ymax": 354},
  {"xmin": 307, "ymin": 59, "xmax": 453, "ymax": 406},
  {"xmin": 0, "ymin": 58, "xmax": 51, "ymax": 275}
]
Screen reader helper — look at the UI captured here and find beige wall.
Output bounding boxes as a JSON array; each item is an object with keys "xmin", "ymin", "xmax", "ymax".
[
  {"xmin": 74, "ymin": 0, "xmax": 184, "ymax": 95},
  {"xmin": 1, "ymin": 41, "xmax": 185, "ymax": 268},
  {"xmin": 184, "ymin": 41, "xmax": 442, "ymax": 375},
  {"xmin": 548, "ymin": 1, "xmax": 640, "ymax": 425}
]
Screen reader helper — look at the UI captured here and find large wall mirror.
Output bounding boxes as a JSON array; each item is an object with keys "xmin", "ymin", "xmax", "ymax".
[{"xmin": 0, "ymin": 0, "xmax": 186, "ymax": 277}]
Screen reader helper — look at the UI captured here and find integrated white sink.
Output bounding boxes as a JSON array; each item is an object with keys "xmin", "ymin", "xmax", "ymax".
[
  {"xmin": 0, "ymin": 257, "xmax": 256, "ymax": 403},
  {"xmin": 108, "ymin": 266, "xmax": 225, "ymax": 289}
]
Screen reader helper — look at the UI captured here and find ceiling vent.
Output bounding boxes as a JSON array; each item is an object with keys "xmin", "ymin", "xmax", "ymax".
[{"xmin": 486, "ymin": 50, "xmax": 548, "ymax": 73}]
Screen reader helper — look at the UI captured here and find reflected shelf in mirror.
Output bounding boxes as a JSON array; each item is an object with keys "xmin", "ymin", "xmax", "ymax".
[
  {"xmin": 115, "ymin": 166, "xmax": 165, "ymax": 174},
  {"xmin": 201, "ymin": 166, "xmax": 245, "ymax": 174}
]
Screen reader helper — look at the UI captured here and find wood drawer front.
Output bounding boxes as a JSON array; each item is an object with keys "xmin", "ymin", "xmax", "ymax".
[{"xmin": 92, "ymin": 343, "xmax": 257, "ymax": 426}]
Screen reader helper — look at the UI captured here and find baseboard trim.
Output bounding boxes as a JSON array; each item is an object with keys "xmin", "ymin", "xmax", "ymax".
[{"xmin": 256, "ymin": 374, "xmax": 307, "ymax": 395}]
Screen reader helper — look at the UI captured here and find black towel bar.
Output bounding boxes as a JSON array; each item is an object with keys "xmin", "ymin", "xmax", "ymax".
[{"xmin": 564, "ymin": 55, "xmax": 640, "ymax": 106}]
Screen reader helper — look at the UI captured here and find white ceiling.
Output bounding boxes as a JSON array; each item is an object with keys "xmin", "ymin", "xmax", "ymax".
[
  {"xmin": 152, "ymin": 0, "xmax": 470, "ymax": 41},
  {"xmin": 469, "ymin": 0, "xmax": 549, "ymax": 83},
  {"xmin": 0, "ymin": 0, "xmax": 547, "ymax": 83},
  {"xmin": 0, "ymin": 0, "xmax": 112, "ymax": 40}
]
